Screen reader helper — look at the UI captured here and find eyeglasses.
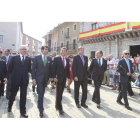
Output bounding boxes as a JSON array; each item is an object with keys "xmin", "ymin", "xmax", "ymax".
[
  {"xmin": 12, "ymin": 53, "xmax": 16, "ymax": 54},
  {"xmin": 124, "ymin": 53, "xmax": 130, "ymax": 55},
  {"xmin": 21, "ymin": 49, "xmax": 27, "ymax": 50}
]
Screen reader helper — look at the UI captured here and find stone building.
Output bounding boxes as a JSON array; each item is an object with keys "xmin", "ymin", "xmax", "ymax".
[{"xmin": 79, "ymin": 22, "xmax": 140, "ymax": 58}]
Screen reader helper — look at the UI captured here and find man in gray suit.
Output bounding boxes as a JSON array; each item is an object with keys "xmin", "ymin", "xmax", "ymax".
[
  {"xmin": 1, "ymin": 48, "xmax": 12, "ymax": 99},
  {"xmin": 32, "ymin": 46, "xmax": 52, "ymax": 118}
]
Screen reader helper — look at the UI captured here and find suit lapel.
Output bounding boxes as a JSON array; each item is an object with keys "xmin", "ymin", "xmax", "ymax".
[
  {"xmin": 78, "ymin": 55, "xmax": 85, "ymax": 67},
  {"xmin": 59, "ymin": 56, "xmax": 64, "ymax": 69},
  {"xmin": 39, "ymin": 55, "xmax": 44, "ymax": 67}
]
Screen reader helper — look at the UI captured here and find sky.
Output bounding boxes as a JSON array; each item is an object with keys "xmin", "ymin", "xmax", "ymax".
[{"xmin": 23, "ymin": 21, "xmax": 59, "ymax": 44}]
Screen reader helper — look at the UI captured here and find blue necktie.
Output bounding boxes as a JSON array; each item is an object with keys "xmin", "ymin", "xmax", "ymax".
[{"xmin": 126, "ymin": 59, "xmax": 131, "ymax": 73}]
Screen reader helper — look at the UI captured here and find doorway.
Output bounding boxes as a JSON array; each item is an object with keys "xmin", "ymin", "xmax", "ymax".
[
  {"xmin": 91, "ymin": 51, "xmax": 95, "ymax": 58},
  {"xmin": 130, "ymin": 45, "xmax": 140, "ymax": 57}
]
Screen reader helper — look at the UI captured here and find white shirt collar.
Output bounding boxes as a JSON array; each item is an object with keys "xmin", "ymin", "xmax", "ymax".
[
  {"xmin": 61, "ymin": 55, "xmax": 66, "ymax": 59},
  {"xmin": 20, "ymin": 54, "xmax": 26, "ymax": 57}
]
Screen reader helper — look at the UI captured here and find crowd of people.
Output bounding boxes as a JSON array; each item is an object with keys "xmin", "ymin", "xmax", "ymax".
[{"xmin": 0, "ymin": 45, "xmax": 138, "ymax": 118}]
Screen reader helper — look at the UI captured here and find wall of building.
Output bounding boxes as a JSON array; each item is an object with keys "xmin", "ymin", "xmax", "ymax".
[{"xmin": 0, "ymin": 22, "xmax": 23, "ymax": 52}]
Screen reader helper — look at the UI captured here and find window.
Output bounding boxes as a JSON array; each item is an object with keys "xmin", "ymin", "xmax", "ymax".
[
  {"xmin": 0, "ymin": 35, "xmax": 3, "ymax": 43},
  {"xmin": 73, "ymin": 24, "xmax": 76, "ymax": 31},
  {"xmin": 73, "ymin": 39, "xmax": 76, "ymax": 49},
  {"xmin": 66, "ymin": 41, "xmax": 69, "ymax": 50},
  {"xmin": 91, "ymin": 23, "xmax": 97, "ymax": 30},
  {"xmin": 55, "ymin": 42, "xmax": 56, "ymax": 47},
  {"xmin": 61, "ymin": 43, "xmax": 63, "ymax": 47},
  {"xmin": 67, "ymin": 28, "xmax": 69, "ymax": 36},
  {"xmin": 61, "ymin": 30, "xmax": 63, "ymax": 36}
]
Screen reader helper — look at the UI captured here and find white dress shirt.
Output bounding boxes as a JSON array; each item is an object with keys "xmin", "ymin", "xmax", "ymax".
[
  {"xmin": 97, "ymin": 57, "xmax": 103, "ymax": 66},
  {"xmin": 61, "ymin": 56, "xmax": 66, "ymax": 67},
  {"xmin": 20, "ymin": 54, "xmax": 26, "ymax": 61}
]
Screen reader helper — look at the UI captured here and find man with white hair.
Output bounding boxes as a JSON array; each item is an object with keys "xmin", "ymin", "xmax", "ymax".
[
  {"xmin": 117, "ymin": 50, "xmax": 135, "ymax": 110},
  {"xmin": 8, "ymin": 45, "xmax": 31, "ymax": 118}
]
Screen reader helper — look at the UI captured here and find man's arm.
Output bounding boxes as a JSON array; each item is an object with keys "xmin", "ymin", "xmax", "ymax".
[
  {"xmin": 49, "ymin": 57, "xmax": 52, "ymax": 78},
  {"xmin": 52, "ymin": 57, "xmax": 57, "ymax": 79},
  {"xmin": 67, "ymin": 59, "xmax": 70, "ymax": 79},
  {"xmin": 31, "ymin": 56, "xmax": 37, "ymax": 80},
  {"xmin": 117, "ymin": 61, "xmax": 127, "ymax": 75},
  {"xmin": 104, "ymin": 60, "xmax": 107, "ymax": 72},
  {"xmin": 89, "ymin": 59, "xmax": 94, "ymax": 73},
  {"xmin": 72, "ymin": 56, "xmax": 77, "ymax": 78},
  {"xmin": 28, "ymin": 57, "xmax": 31, "ymax": 73},
  {"xmin": 8, "ymin": 56, "xmax": 14, "ymax": 74}
]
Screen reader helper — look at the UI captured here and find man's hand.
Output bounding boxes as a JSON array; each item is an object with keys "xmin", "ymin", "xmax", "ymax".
[
  {"xmin": 0, "ymin": 80, "xmax": 1, "ymax": 84},
  {"xmin": 32, "ymin": 80, "xmax": 37, "ymax": 86},
  {"xmin": 47, "ymin": 80, "xmax": 50, "ymax": 85},
  {"xmin": 74, "ymin": 77, "xmax": 78, "ymax": 81},
  {"xmin": 127, "ymin": 73, "xmax": 131, "ymax": 76},
  {"xmin": 3, "ymin": 78, "xmax": 7, "ymax": 84},
  {"xmin": 54, "ymin": 78, "xmax": 58, "ymax": 82}
]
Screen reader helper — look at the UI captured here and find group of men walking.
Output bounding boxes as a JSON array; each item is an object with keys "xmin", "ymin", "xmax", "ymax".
[{"xmin": 0, "ymin": 45, "xmax": 135, "ymax": 118}]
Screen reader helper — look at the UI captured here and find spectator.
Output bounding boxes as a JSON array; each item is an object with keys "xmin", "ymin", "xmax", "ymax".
[
  {"xmin": 67, "ymin": 55, "xmax": 73, "ymax": 93},
  {"xmin": 88, "ymin": 57, "xmax": 92, "ymax": 68},
  {"xmin": 108, "ymin": 54, "xmax": 116, "ymax": 86},
  {"xmin": 135, "ymin": 54, "xmax": 140, "ymax": 71},
  {"xmin": 134, "ymin": 57, "xmax": 137, "ymax": 70},
  {"xmin": 129, "ymin": 55, "xmax": 134, "ymax": 68},
  {"xmin": 102, "ymin": 57, "xmax": 110, "ymax": 86}
]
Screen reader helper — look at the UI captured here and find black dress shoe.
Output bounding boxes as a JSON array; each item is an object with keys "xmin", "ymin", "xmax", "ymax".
[
  {"xmin": 21, "ymin": 113, "xmax": 28, "ymax": 118},
  {"xmin": 97, "ymin": 104, "xmax": 100, "ymax": 109},
  {"xmin": 6, "ymin": 96, "xmax": 9, "ymax": 100},
  {"xmin": 39, "ymin": 112, "xmax": 43, "ymax": 118},
  {"xmin": 76, "ymin": 104, "xmax": 81, "ymax": 108},
  {"xmin": 125, "ymin": 106, "xmax": 132, "ymax": 111},
  {"xmin": 81, "ymin": 104, "xmax": 88, "ymax": 108},
  {"xmin": 61, "ymin": 110, "xmax": 65, "ymax": 113},
  {"xmin": 7, "ymin": 107, "xmax": 11, "ymax": 112},
  {"xmin": 92, "ymin": 99, "xmax": 97, "ymax": 103},
  {"xmin": 59, "ymin": 110, "xmax": 64, "ymax": 115},
  {"xmin": 117, "ymin": 101, "xmax": 125, "ymax": 105}
]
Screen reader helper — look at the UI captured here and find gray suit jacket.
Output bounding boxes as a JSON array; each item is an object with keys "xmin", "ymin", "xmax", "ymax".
[{"xmin": 32, "ymin": 55, "xmax": 52, "ymax": 84}]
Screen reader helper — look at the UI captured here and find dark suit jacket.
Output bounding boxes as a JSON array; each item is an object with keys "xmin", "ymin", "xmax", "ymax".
[
  {"xmin": 52, "ymin": 56, "xmax": 70, "ymax": 83},
  {"xmin": 117, "ymin": 58, "xmax": 134, "ymax": 84},
  {"xmin": 32, "ymin": 55, "xmax": 52, "ymax": 84},
  {"xmin": 1, "ymin": 55, "xmax": 12, "ymax": 66},
  {"xmin": 0, "ymin": 58, "xmax": 7, "ymax": 80},
  {"xmin": 72, "ymin": 55, "xmax": 88, "ymax": 82},
  {"xmin": 8, "ymin": 55, "xmax": 31, "ymax": 85},
  {"xmin": 89, "ymin": 58, "xmax": 107, "ymax": 81}
]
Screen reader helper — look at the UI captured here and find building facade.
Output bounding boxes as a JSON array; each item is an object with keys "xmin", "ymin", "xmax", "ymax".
[
  {"xmin": 43, "ymin": 22, "xmax": 80, "ymax": 56},
  {"xmin": 56, "ymin": 22, "xmax": 80, "ymax": 56},
  {"xmin": 79, "ymin": 22, "xmax": 140, "ymax": 58},
  {"xmin": 22, "ymin": 33, "xmax": 42, "ymax": 56},
  {"xmin": 0, "ymin": 22, "xmax": 23, "ymax": 52}
]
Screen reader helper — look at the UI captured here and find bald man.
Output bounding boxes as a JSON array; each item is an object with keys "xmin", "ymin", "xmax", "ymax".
[{"xmin": 8, "ymin": 45, "xmax": 31, "ymax": 118}]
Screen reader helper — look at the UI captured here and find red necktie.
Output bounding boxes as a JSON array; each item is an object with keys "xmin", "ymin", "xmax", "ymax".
[{"xmin": 63, "ymin": 57, "xmax": 65, "ymax": 68}]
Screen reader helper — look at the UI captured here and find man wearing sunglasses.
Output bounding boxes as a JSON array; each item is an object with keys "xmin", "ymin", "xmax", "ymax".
[{"xmin": 117, "ymin": 50, "xmax": 135, "ymax": 110}]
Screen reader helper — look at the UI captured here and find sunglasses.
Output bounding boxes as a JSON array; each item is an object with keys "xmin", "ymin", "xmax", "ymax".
[
  {"xmin": 124, "ymin": 53, "xmax": 130, "ymax": 55},
  {"xmin": 12, "ymin": 53, "xmax": 16, "ymax": 54}
]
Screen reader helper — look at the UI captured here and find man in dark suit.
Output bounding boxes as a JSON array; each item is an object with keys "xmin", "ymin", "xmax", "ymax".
[
  {"xmin": 89, "ymin": 50, "xmax": 107, "ymax": 108},
  {"xmin": 1, "ymin": 48, "xmax": 12, "ymax": 99},
  {"xmin": 53, "ymin": 47, "xmax": 70, "ymax": 115},
  {"xmin": 0, "ymin": 50, "xmax": 8, "ymax": 98},
  {"xmin": 32, "ymin": 46, "xmax": 52, "ymax": 118},
  {"xmin": 72, "ymin": 46, "xmax": 88, "ymax": 108},
  {"xmin": 8, "ymin": 45, "xmax": 31, "ymax": 118},
  {"xmin": 117, "ymin": 50, "xmax": 134, "ymax": 110}
]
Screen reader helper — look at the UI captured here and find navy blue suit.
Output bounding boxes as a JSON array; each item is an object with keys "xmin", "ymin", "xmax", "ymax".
[{"xmin": 8, "ymin": 55, "xmax": 31, "ymax": 113}]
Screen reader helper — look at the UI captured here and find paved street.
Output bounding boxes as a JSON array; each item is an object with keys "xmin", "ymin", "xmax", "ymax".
[{"xmin": 0, "ymin": 79, "xmax": 140, "ymax": 118}]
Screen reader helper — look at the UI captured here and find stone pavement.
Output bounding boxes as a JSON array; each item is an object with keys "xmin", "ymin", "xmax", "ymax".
[{"xmin": 0, "ymin": 79, "xmax": 140, "ymax": 118}]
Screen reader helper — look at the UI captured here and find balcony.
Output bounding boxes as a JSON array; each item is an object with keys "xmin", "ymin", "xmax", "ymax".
[
  {"xmin": 64, "ymin": 32, "xmax": 70, "ymax": 38},
  {"xmin": 57, "ymin": 44, "xmax": 77, "ymax": 52}
]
